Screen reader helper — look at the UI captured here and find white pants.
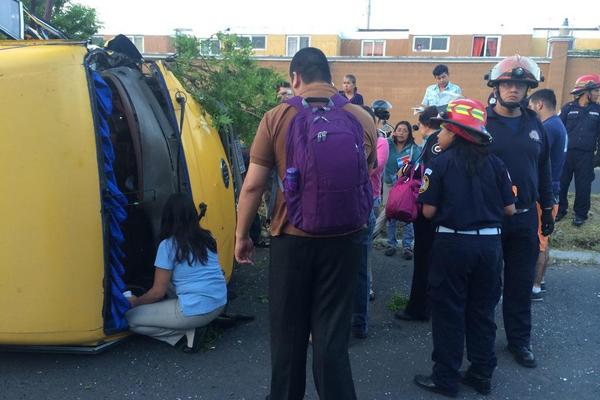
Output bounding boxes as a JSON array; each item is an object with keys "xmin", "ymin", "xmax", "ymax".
[{"xmin": 126, "ymin": 299, "xmax": 225, "ymax": 347}]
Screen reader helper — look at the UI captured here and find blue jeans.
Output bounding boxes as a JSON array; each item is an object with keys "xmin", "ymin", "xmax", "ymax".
[
  {"xmin": 352, "ymin": 199, "xmax": 378, "ymax": 334},
  {"xmin": 387, "ymin": 219, "xmax": 414, "ymax": 249}
]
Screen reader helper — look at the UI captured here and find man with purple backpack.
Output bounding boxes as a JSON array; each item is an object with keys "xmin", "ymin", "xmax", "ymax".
[{"xmin": 235, "ymin": 47, "xmax": 377, "ymax": 400}]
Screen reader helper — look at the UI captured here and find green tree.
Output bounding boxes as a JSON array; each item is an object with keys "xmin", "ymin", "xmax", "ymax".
[
  {"xmin": 170, "ymin": 32, "xmax": 285, "ymax": 143},
  {"xmin": 22, "ymin": 0, "xmax": 102, "ymax": 40}
]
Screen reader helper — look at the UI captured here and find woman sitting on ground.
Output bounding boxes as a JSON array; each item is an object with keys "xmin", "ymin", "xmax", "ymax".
[{"xmin": 126, "ymin": 193, "xmax": 227, "ymax": 353}]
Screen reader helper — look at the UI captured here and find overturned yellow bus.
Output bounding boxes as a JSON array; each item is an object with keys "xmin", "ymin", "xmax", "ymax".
[{"xmin": 0, "ymin": 39, "xmax": 236, "ymax": 351}]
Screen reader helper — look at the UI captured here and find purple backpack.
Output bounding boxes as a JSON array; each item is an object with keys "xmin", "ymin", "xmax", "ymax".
[{"xmin": 282, "ymin": 94, "xmax": 373, "ymax": 235}]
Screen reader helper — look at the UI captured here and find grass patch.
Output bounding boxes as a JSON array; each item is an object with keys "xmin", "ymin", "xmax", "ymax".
[
  {"xmin": 388, "ymin": 293, "xmax": 409, "ymax": 312},
  {"xmin": 552, "ymin": 194, "xmax": 600, "ymax": 252}
]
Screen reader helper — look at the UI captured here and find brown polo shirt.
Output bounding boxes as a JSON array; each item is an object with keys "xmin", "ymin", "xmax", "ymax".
[{"xmin": 250, "ymin": 82, "xmax": 377, "ymax": 237}]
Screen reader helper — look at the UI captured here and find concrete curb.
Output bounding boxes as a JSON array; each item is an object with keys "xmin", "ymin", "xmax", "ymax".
[{"xmin": 549, "ymin": 249, "xmax": 600, "ymax": 264}]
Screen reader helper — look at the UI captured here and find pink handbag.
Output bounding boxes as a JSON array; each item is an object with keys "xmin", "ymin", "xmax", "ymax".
[{"xmin": 385, "ymin": 164, "xmax": 423, "ymax": 222}]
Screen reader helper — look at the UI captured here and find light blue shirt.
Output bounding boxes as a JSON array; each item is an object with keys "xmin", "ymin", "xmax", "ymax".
[
  {"xmin": 155, "ymin": 238, "xmax": 227, "ymax": 317},
  {"xmin": 421, "ymin": 82, "xmax": 463, "ymax": 107}
]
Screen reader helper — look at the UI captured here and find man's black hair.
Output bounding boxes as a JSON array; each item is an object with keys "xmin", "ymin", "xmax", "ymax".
[
  {"xmin": 419, "ymin": 106, "xmax": 442, "ymax": 129},
  {"xmin": 528, "ymin": 88, "xmax": 557, "ymax": 110},
  {"xmin": 289, "ymin": 47, "xmax": 332, "ymax": 85},
  {"xmin": 432, "ymin": 64, "xmax": 449, "ymax": 77}
]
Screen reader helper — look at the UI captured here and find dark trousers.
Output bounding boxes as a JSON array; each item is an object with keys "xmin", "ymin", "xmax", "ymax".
[
  {"xmin": 501, "ymin": 210, "xmax": 539, "ymax": 348},
  {"xmin": 352, "ymin": 206, "xmax": 376, "ymax": 334},
  {"xmin": 559, "ymin": 150, "xmax": 595, "ymax": 218},
  {"xmin": 269, "ymin": 231, "xmax": 362, "ymax": 400},
  {"xmin": 404, "ymin": 212, "xmax": 435, "ymax": 318},
  {"xmin": 428, "ymin": 233, "xmax": 503, "ymax": 392}
]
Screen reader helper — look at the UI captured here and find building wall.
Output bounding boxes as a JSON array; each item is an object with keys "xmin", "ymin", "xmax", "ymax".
[
  {"xmin": 531, "ymin": 38, "xmax": 548, "ymax": 57},
  {"xmin": 404, "ymin": 34, "xmax": 533, "ymax": 58},
  {"xmin": 562, "ymin": 56, "xmax": 600, "ymax": 105},
  {"xmin": 255, "ymin": 35, "xmax": 286, "ymax": 56},
  {"xmin": 259, "ymin": 34, "xmax": 339, "ymax": 57},
  {"xmin": 496, "ymin": 35, "xmax": 532, "ymax": 56},
  {"xmin": 143, "ymin": 35, "xmax": 175, "ymax": 54},
  {"xmin": 101, "ymin": 34, "xmax": 175, "ymax": 54},
  {"xmin": 340, "ymin": 38, "xmax": 408, "ymax": 57},
  {"xmin": 574, "ymin": 38, "xmax": 600, "ymax": 50},
  {"xmin": 310, "ymin": 35, "xmax": 341, "ymax": 57},
  {"xmin": 340, "ymin": 39, "xmax": 361, "ymax": 56}
]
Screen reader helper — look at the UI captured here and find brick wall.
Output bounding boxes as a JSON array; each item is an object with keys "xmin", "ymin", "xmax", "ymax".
[
  {"xmin": 257, "ymin": 49, "xmax": 599, "ymax": 142},
  {"xmin": 143, "ymin": 35, "xmax": 175, "ymax": 54},
  {"xmin": 563, "ymin": 56, "xmax": 600, "ymax": 104},
  {"xmin": 259, "ymin": 58, "xmax": 548, "ymax": 142}
]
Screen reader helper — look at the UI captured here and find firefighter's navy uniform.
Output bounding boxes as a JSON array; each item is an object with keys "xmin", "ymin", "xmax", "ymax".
[
  {"xmin": 558, "ymin": 100, "xmax": 600, "ymax": 221},
  {"xmin": 418, "ymin": 143, "xmax": 515, "ymax": 394},
  {"xmin": 486, "ymin": 106, "xmax": 553, "ymax": 349}
]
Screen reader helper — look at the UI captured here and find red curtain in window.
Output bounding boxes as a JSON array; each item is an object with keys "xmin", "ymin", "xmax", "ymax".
[
  {"xmin": 374, "ymin": 41, "xmax": 384, "ymax": 56},
  {"xmin": 472, "ymin": 36, "xmax": 485, "ymax": 56},
  {"xmin": 363, "ymin": 41, "xmax": 373, "ymax": 56},
  {"xmin": 486, "ymin": 38, "xmax": 498, "ymax": 57}
]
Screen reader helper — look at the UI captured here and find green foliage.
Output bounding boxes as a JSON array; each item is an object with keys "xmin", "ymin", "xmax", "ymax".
[
  {"xmin": 51, "ymin": 3, "xmax": 102, "ymax": 40},
  {"xmin": 170, "ymin": 32, "xmax": 285, "ymax": 143},
  {"xmin": 22, "ymin": 0, "xmax": 102, "ymax": 40},
  {"xmin": 388, "ymin": 293, "xmax": 409, "ymax": 312},
  {"xmin": 569, "ymin": 49, "xmax": 600, "ymax": 57},
  {"xmin": 551, "ymin": 194, "xmax": 600, "ymax": 251}
]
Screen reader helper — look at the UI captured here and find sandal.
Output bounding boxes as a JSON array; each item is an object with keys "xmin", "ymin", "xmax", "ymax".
[{"xmin": 402, "ymin": 248, "xmax": 413, "ymax": 260}]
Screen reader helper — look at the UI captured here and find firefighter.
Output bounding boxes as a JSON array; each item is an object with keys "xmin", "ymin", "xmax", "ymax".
[
  {"xmin": 414, "ymin": 98, "xmax": 515, "ymax": 397},
  {"xmin": 557, "ymin": 74, "xmax": 600, "ymax": 226},
  {"xmin": 485, "ymin": 55, "xmax": 554, "ymax": 368}
]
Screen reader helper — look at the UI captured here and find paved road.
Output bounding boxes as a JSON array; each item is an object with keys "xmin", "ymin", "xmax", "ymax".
[{"xmin": 1, "ymin": 248, "xmax": 599, "ymax": 400}]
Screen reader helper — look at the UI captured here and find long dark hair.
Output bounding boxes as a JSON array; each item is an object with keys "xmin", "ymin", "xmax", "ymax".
[
  {"xmin": 159, "ymin": 193, "xmax": 217, "ymax": 266},
  {"xmin": 451, "ymin": 136, "xmax": 489, "ymax": 177},
  {"xmin": 392, "ymin": 121, "xmax": 415, "ymax": 145}
]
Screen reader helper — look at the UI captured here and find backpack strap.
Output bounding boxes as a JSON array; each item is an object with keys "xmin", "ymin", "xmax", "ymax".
[
  {"xmin": 286, "ymin": 94, "xmax": 350, "ymax": 111},
  {"xmin": 284, "ymin": 96, "xmax": 307, "ymax": 112},
  {"xmin": 330, "ymin": 93, "xmax": 350, "ymax": 109}
]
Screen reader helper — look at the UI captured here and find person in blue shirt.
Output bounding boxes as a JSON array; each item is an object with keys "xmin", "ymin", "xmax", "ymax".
[
  {"xmin": 421, "ymin": 64, "xmax": 463, "ymax": 112},
  {"xmin": 557, "ymin": 74, "xmax": 600, "ymax": 226},
  {"xmin": 414, "ymin": 98, "xmax": 515, "ymax": 398},
  {"xmin": 126, "ymin": 193, "xmax": 227, "ymax": 353},
  {"xmin": 528, "ymin": 89, "xmax": 568, "ymax": 301},
  {"xmin": 485, "ymin": 55, "xmax": 554, "ymax": 369}
]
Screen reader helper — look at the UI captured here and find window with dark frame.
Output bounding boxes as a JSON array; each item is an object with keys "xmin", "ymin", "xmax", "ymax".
[
  {"xmin": 200, "ymin": 38, "xmax": 221, "ymax": 56},
  {"xmin": 413, "ymin": 36, "xmax": 449, "ymax": 52},
  {"xmin": 238, "ymin": 35, "xmax": 266, "ymax": 50},
  {"xmin": 287, "ymin": 35, "xmax": 310, "ymax": 56},
  {"xmin": 126, "ymin": 35, "xmax": 144, "ymax": 53}
]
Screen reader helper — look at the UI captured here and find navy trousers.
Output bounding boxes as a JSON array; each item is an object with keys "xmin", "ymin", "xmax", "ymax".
[
  {"xmin": 501, "ymin": 210, "xmax": 539, "ymax": 348},
  {"xmin": 559, "ymin": 150, "xmax": 595, "ymax": 218},
  {"xmin": 268, "ymin": 231, "xmax": 362, "ymax": 400},
  {"xmin": 404, "ymin": 212, "xmax": 435, "ymax": 319},
  {"xmin": 428, "ymin": 233, "xmax": 503, "ymax": 392}
]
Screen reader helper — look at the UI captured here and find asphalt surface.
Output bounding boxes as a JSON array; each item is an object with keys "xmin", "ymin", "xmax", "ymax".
[{"xmin": 1, "ymin": 247, "xmax": 600, "ymax": 400}]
